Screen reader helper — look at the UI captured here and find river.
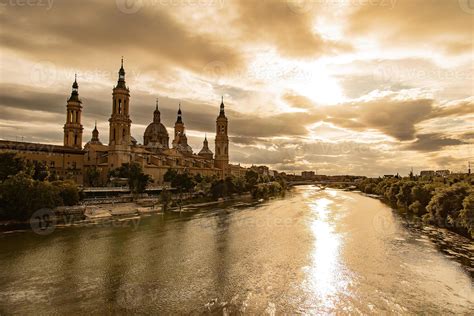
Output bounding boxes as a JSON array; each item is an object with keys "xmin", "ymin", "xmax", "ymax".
[{"xmin": 0, "ymin": 186, "xmax": 472, "ymax": 314}]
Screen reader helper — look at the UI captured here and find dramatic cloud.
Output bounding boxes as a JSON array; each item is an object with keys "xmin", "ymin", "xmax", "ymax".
[
  {"xmin": 0, "ymin": 0, "xmax": 243, "ymax": 74},
  {"xmin": 348, "ymin": 0, "xmax": 473, "ymax": 55},
  {"xmin": 234, "ymin": 0, "xmax": 351, "ymax": 58},
  {"xmin": 405, "ymin": 133, "xmax": 466, "ymax": 152},
  {"xmin": 0, "ymin": 0, "xmax": 472, "ymax": 175}
]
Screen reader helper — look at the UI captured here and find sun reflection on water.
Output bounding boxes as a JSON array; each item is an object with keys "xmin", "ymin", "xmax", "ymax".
[{"xmin": 303, "ymin": 190, "xmax": 350, "ymax": 312}]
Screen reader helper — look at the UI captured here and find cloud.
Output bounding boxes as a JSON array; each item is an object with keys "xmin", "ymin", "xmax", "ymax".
[
  {"xmin": 405, "ymin": 133, "xmax": 466, "ymax": 152},
  {"xmin": 0, "ymin": 0, "xmax": 243, "ymax": 75},
  {"xmin": 429, "ymin": 98, "xmax": 474, "ymax": 119},
  {"xmin": 348, "ymin": 0, "xmax": 473, "ymax": 55},
  {"xmin": 234, "ymin": 0, "xmax": 351, "ymax": 58},
  {"xmin": 282, "ymin": 92, "xmax": 315, "ymax": 109}
]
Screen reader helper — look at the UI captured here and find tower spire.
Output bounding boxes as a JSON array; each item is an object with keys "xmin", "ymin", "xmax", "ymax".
[
  {"xmin": 153, "ymin": 98, "xmax": 161, "ymax": 123},
  {"xmin": 116, "ymin": 57, "xmax": 126, "ymax": 88},
  {"xmin": 64, "ymin": 75, "xmax": 83, "ymax": 149},
  {"xmin": 69, "ymin": 75, "xmax": 79, "ymax": 101},
  {"xmin": 219, "ymin": 96, "xmax": 225, "ymax": 117},
  {"xmin": 175, "ymin": 102, "xmax": 183, "ymax": 124}
]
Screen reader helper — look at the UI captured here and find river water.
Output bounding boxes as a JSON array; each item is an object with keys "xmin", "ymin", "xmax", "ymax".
[{"xmin": 0, "ymin": 186, "xmax": 472, "ymax": 314}]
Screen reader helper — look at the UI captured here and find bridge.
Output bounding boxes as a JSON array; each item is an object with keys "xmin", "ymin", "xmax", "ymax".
[{"xmin": 288, "ymin": 180, "xmax": 357, "ymax": 186}]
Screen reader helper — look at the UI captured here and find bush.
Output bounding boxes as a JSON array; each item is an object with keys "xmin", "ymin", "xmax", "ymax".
[
  {"xmin": 54, "ymin": 181, "xmax": 80, "ymax": 206},
  {"xmin": 0, "ymin": 173, "xmax": 61, "ymax": 220},
  {"xmin": 460, "ymin": 193, "xmax": 474, "ymax": 239},
  {"xmin": 0, "ymin": 173, "xmax": 81, "ymax": 221},
  {"xmin": 425, "ymin": 184, "xmax": 470, "ymax": 230}
]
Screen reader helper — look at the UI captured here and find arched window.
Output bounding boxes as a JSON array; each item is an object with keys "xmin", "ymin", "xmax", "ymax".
[
  {"xmin": 118, "ymin": 99, "xmax": 122, "ymax": 114},
  {"xmin": 74, "ymin": 135, "xmax": 78, "ymax": 145},
  {"xmin": 112, "ymin": 128, "xmax": 115, "ymax": 141}
]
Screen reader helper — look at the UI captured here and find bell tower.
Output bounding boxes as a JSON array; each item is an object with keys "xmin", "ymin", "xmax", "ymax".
[
  {"xmin": 63, "ymin": 75, "xmax": 83, "ymax": 149},
  {"xmin": 214, "ymin": 97, "xmax": 229, "ymax": 171},
  {"xmin": 108, "ymin": 58, "xmax": 132, "ymax": 168}
]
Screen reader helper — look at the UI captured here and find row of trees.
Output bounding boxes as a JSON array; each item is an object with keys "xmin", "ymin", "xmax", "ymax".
[
  {"xmin": 0, "ymin": 153, "xmax": 80, "ymax": 220},
  {"xmin": 357, "ymin": 176, "xmax": 474, "ymax": 239},
  {"xmin": 163, "ymin": 168, "xmax": 287, "ymax": 201}
]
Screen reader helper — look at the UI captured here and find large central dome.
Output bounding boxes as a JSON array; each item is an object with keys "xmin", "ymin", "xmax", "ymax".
[{"xmin": 143, "ymin": 101, "xmax": 169, "ymax": 149}]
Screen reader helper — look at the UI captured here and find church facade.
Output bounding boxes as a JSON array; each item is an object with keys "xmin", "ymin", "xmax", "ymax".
[{"xmin": 0, "ymin": 60, "xmax": 246, "ymax": 186}]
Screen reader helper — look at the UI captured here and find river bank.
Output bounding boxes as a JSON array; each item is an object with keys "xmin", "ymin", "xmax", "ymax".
[
  {"xmin": 355, "ymin": 190, "xmax": 474, "ymax": 277},
  {"xmin": 0, "ymin": 193, "xmax": 255, "ymax": 233}
]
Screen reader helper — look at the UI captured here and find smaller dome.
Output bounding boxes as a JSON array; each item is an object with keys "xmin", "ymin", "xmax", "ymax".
[
  {"xmin": 144, "ymin": 122, "xmax": 169, "ymax": 148},
  {"xmin": 144, "ymin": 122, "xmax": 168, "ymax": 138}
]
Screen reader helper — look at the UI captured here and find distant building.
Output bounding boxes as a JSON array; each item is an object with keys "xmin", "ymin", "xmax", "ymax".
[
  {"xmin": 420, "ymin": 170, "xmax": 435, "ymax": 177},
  {"xmin": 435, "ymin": 170, "xmax": 450, "ymax": 177},
  {"xmin": 250, "ymin": 165, "xmax": 270, "ymax": 177},
  {"xmin": 302, "ymin": 171, "xmax": 315, "ymax": 179}
]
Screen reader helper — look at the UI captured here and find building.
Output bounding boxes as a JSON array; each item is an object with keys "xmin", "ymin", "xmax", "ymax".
[
  {"xmin": 301, "ymin": 171, "xmax": 315, "ymax": 180},
  {"xmin": 0, "ymin": 140, "xmax": 85, "ymax": 185},
  {"xmin": 250, "ymin": 165, "xmax": 270, "ymax": 177},
  {"xmin": 435, "ymin": 170, "xmax": 450, "ymax": 177},
  {"xmin": 420, "ymin": 170, "xmax": 435, "ymax": 177},
  {"xmin": 1, "ymin": 60, "xmax": 241, "ymax": 186}
]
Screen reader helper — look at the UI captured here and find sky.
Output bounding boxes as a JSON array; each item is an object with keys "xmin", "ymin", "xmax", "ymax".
[{"xmin": 0, "ymin": 0, "xmax": 473, "ymax": 176}]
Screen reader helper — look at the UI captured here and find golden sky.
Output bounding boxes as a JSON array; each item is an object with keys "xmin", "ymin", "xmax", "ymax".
[{"xmin": 0, "ymin": 0, "xmax": 473, "ymax": 175}]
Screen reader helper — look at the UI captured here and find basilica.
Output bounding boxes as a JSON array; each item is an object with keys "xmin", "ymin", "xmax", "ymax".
[{"xmin": 0, "ymin": 60, "xmax": 246, "ymax": 186}]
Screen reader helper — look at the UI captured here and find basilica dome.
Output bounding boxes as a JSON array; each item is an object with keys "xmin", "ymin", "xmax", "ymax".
[{"xmin": 143, "ymin": 101, "xmax": 169, "ymax": 149}]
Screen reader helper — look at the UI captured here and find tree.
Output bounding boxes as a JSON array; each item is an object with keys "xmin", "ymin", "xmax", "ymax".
[
  {"xmin": 164, "ymin": 169, "xmax": 195, "ymax": 193},
  {"xmin": 28, "ymin": 160, "xmax": 50, "ymax": 182},
  {"xmin": 85, "ymin": 166, "xmax": 101, "ymax": 187},
  {"xmin": 245, "ymin": 170, "xmax": 259, "ymax": 189},
  {"xmin": 54, "ymin": 180, "xmax": 80, "ymax": 206},
  {"xmin": 396, "ymin": 181, "xmax": 415, "ymax": 209},
  {"xmin": 460, "ymin": 192, "xmax": 474, "ymax": 238},
  {"xmin": 0, "ymin": 153, "xmax": 25, "ymax": 182},
  {"xmin": 425, "ymin": 183, "xmax": 470, "ymax": 230},
  {"xmin": 409, "ymin": 183, "xmax": 436, "ymax": 215},
  {"xmin": 232, "ymin": 176, "xmax": 246, "ymax": 194},
  {"xmin": 113, "ymin": 163, "xmax": 151, "ymax": 194},
  {"xmin": 163, "ymin": 169, "xmax": 178, "ymax": 184},
  {"xmin": 128, "ymin": 163, "xmax": 151, "ymax": 194},
  {"xmin": 0, "ymin": 172, "xmax": 62, "ymax": 220}
]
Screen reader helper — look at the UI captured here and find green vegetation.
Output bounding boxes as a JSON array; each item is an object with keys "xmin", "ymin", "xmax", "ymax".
[
  {"xmin": 109, "ymin": 163, "xmax": 151, "ymax": 195},
  {"xmin": 357, "ymin": 175, "xmax": 474, "ymax": 239},
  {"xmin": 85, "ymin": 166, "xmax": 101, "ymax": 187},
  {"xmin": 0, "ymin": 153, "xmax": 80, "ymax": 221},
  {"xmin": 161, "ymin": 169, "xmax": 287, "ymax": 208}
]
